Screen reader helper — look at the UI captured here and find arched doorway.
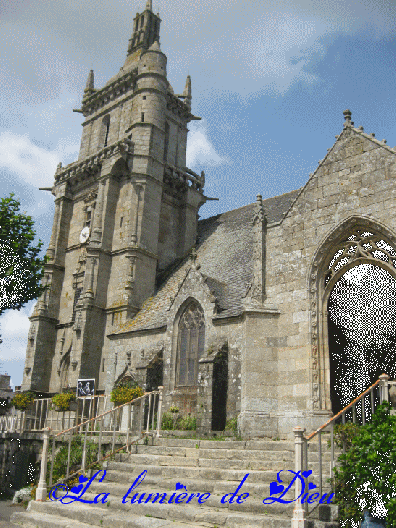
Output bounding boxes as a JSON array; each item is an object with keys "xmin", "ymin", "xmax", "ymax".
[{"xmin": 328, "ymin": 263, "xmax": 396, "ymax": 415}]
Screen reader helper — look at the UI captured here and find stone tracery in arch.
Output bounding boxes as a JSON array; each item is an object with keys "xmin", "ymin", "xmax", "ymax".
[
  {"xmin": 175, "ymin": 299, "xmax": 205, "ymax": 387},
  {"xmin": 309, "ymin": 217, "xmax": 396, "ymax": 412}
]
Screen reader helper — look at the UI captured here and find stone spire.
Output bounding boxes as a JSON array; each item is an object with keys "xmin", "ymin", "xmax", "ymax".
[
  {"xmin": 183, "ymin": 75, "xmax": 192, "ymax": 110},
  {"xmin": 146, "ymin": 0, "xmax": 152, "ymax": 10}
]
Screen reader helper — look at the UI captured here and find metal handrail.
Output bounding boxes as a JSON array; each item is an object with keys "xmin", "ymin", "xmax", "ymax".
[
  {"xmin": 291, "ymin": 374, "xmax": 393, "ymax": 527},
  {"xmin": 0, "ymin": 394, "xmax": 112, "ymax": 434},
  {"xmin": 306, "ymin": 378, "xmax": 382, "ymax": 441},
  {"xmin": 35, "ymin": 387, "xmax": 164, "ymax": 502}
]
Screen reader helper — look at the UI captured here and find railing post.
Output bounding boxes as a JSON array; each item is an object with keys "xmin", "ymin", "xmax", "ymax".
[
  {"xmin": 291, "ymin": 426, "xmax": 307, "ymax": 528},
  {"xmin": 379, "ymin": 373, "xmax": 390, "ymax": 403},
  {"xmin": 36, "ymin": 428, "xmax": 51, "ymax": 501},
  {"xmin": 156, "ymin": 386, "xmax": 163, "ymax": 438}
]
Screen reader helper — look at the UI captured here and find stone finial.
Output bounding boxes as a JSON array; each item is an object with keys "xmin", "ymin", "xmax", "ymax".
[
  {"xmin": 146, "ymin": 0, "xmax": 152, "ymax": 10},
  {"xmin": 190, "ymin": 247, "xmax": 200, "ymax": 270},
  {"xmin": 343, "ymin": 109, "xmax": 354, "ymax": 128},
  {"xmin": 255, "ymin": 194, "xmax": 266, "ymax": 224},
  {"xmin": 84, "ymin": 69, "xmax": 94, "ymax": 93}
]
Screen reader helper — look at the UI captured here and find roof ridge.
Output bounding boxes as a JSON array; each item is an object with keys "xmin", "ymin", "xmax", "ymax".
[{"xmin": 281, "ymin": 125, "xmax": 396, "ymax": 223}]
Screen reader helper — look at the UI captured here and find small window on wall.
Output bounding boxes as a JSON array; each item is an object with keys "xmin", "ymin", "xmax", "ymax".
[
  {"xmin": 176, "ymin": 300, "xmax": 205, "ymax": 386},
  {"xmin": 99, "ymin": 114, "xmax": 110, "ymax": 149},
  {"xmin": 85, "ymin": 209, "xmax": 92, "ymax": 228}
]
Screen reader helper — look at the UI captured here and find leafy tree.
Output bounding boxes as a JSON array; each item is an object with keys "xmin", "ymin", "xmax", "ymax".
[
  {"xmin": 334, "ymin": 402, "xmax": 396, "ymax": 527},
  {"xmin": 0, "ymin": 193, "xmax": 47, "ymax": 320}
]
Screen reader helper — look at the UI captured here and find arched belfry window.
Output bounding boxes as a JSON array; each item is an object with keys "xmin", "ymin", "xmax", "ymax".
[{"xmin": 176, "ymin": 301, "xmax": 205, "ymax": 386}]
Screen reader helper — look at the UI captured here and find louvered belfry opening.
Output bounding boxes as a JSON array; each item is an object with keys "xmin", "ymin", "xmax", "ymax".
[{"xmin": 176, "ymin": 301, "xmax": 205, "ymax": 387}]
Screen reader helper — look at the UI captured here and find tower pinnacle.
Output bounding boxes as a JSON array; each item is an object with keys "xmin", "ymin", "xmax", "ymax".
[
  {"xmin": 183, "ymin": 75, "xmax": 192, "ymax": 110},
  {"xmin": 84, "ymin": 70, "xmax": 94, "ymax": 94},
  {"xmin": 126, "ymin": 3, "xmax": 161, "ymax": 57}
]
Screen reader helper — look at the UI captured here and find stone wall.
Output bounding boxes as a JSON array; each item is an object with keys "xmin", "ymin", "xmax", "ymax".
[
  {"xmin": 247, "ymin": 126, "xmax": 396, "ymax": 437},
  {"xmin": 0, "ymin": 433, "xmax": 42, "ymax": 497}
]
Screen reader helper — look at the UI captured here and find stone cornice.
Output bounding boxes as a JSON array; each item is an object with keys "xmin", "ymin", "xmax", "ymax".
[
  {"xmin": 80, "ymin": 70, "xmax": 137, "ymax": 117},
  {"xmin": 54, "ymin": 138, "xmax": 134, "ymax": 185},
  {"xmin": 164, "ymin": 163, "xmax": 205, "ymax": 194},
  {"xmin": 166, "ymin": 92, "xmax": 201, "ymax": 122},
  {"xmin": 65, "ymin": 243, "xmax": 158, "ymax": 261}
]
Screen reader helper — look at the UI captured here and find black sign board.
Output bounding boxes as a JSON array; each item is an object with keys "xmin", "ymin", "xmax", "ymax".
[{"xmin": 77, "ymin": 378, "xmax": 95, "ymax": 397}]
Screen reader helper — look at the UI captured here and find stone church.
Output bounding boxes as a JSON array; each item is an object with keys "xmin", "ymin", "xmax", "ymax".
[{"xmin": 22, "ymin": 0, "xmax": 396, "ymax": 438}]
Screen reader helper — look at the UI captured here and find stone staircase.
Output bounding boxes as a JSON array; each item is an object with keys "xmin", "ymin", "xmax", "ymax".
[{"xmin": 11, "ymin": 436, "xmax": 339, "ymax": 528}]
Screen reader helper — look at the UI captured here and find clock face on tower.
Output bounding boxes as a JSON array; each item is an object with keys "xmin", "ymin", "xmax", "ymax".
[{"xmin": 79, "ymin": 226, "xmax": 90, "ymax": 244}]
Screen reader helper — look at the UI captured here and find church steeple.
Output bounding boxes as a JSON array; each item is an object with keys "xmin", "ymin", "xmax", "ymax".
[{"xmin": 126, "ymin": 1, "xmax": 161, "ymax": 58}]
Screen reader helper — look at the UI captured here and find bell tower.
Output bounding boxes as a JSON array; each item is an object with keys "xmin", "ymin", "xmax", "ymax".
[{"xmin": 22, "ymin": 1, "xmax": 207, "ymax": 395}]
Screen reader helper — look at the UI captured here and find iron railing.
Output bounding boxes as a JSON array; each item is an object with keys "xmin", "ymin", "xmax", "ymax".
[
  {"xmin": 0, "ymin": 394, "xmax": 111, "ymax": 433},
  {"xmin": 291, "ymin": 374, "xmax": 395, "ymax": 526},
  {"xmin": 36, "ymin": 387, "xmax": 163, "ymax": 501}
]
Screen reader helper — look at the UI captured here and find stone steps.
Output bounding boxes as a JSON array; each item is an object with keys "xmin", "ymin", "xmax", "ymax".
[
  {"xmin": 11, "ymin": 437, "xmax": 338, "ymax": 528},
  {"xmin": 106, "ymin": 460, "xmax": 334, "ymax": 487}
]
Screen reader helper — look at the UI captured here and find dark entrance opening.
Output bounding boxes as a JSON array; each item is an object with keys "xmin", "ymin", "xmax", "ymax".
[
  {"xmin": 211, "ymin": 349, "xmax": 228, "ymax": 431},
  {"xmin": 327, "ymin": 264, "xmax": 396, "ymax": 418},
  {"xmin": 146, "ymin": 352, "xmax": 163, "ymax": 392}
]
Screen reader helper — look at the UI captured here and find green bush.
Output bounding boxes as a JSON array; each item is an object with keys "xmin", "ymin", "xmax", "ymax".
[
  {"xmin": 161, "ymin": 411, "xmax": 174, "ymax": 430},
  {"xmin": 329, "ymin": 422, "xmax": 361, "ymax": 450},
  {"xmin": 225, "ymin": 415, "xmax": 239, "ymax": 435},
  {"xmin": 48, "ymin": 435, "xmax": 104, "ymax": 485},
  {"xmin": 12, "ymin": 391, "xmax": 35, "ymax": 411},
  {"xmin": 110, "ymin": 385, "xmax": 144, "ymax": 405},
  {"xmin": 161, "ymin": 411, "xmax": 196, "ymax": 431},
  {"xmin": 334, "ymin": 402, "xmax": 396, "ymax": 527},
  {"xmin": 179, "ymin": 415, "xmax": 196, "ymax": 431},
  {"xmin": 51, "ymin": 392, "xmax": 75, "ymax": 411}
]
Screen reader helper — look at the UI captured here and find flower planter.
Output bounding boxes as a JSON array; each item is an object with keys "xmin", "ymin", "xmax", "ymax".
[
  {"xmin": 54, "ymin": 401, "xmax": 77, "ymax": 412},
  {"xmin": 360, "ymin": 511, "xmax": 387, "ymax": 527}
]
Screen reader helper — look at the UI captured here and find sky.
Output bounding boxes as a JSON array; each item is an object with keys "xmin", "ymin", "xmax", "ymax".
[{"xmin": 1, "ymin": 0, "xmax": 396, "ymax": 387}]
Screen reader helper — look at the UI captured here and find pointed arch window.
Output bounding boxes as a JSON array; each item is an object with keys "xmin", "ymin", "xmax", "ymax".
[{"xmin": 176, "ymin": 301, "xmax": 205, "ymax": 386}]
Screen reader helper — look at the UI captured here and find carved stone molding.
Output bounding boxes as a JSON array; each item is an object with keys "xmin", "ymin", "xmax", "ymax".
[{"xmin": 309, "ymin": 220, "xmax": 396, "ymax": 411}]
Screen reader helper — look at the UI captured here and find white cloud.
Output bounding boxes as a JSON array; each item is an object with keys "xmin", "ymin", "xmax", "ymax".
[
  {"xmin": 0, "ymin": 302, "xmax": 34, "ymax": 363},
  {"xmin": 0, "ymin": 130, "xmax": 79, "ymax": 187},
  {"xmin": 186, "ymin": 122, "xmax": 229, "ymax": 169}
]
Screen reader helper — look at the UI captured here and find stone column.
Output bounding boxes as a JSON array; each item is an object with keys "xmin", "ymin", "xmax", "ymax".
[
  {"xmin": 46, "ymin": 198, "xmax": 61, "ymax": 261},
  {"xmin": 379, "ymin": 373, "xmax": 390, "ymax": 403},
  {"xmin": 36, "ymin": 428, "xmax": 51, "ymax": 501},
  {"xmin": 130, "ymin": 183, "xmax": 144, "ymax": 246},
  {"xmin": 291, "ymin": 426, "xmax": 307, "ymax": 528},
  {"xmin": 91, "ymin": 179, "xmax": 106, "ymax": 245}
]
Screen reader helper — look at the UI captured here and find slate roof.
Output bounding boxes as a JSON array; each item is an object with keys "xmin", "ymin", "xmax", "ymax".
[{"xmin": 114, "ymin": 189, "xmax": 300, "ymax": 335}]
